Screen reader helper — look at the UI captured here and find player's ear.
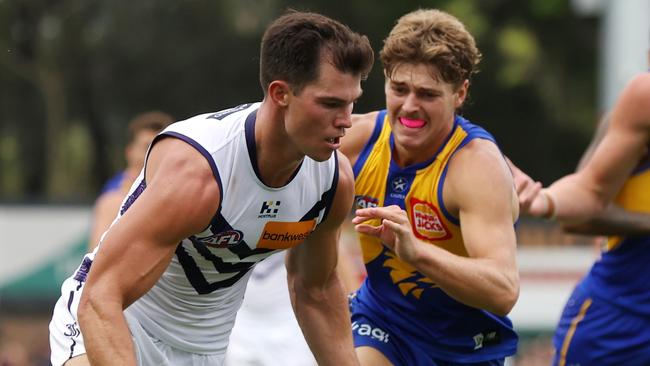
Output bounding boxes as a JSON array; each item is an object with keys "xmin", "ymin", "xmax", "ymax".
[
  {"xmin": 454, "ymin": 79, "xmax": 469, "ymax": 108},
  {"xmin": 269, "ymin": 81, "xmax": 291, "ymax": 107}
]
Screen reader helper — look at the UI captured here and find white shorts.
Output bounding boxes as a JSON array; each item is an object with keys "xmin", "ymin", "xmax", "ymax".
[
  {"xmin": 223, "ymin": 252, "xmax": 316, "ymax": 366},
  {"xmin": 49, "ymin": 276, "xmax": 87, "ymax": 365},
  {"xmin": 50, "ymin": 276, "xmax": 224, "ymax": 366}
]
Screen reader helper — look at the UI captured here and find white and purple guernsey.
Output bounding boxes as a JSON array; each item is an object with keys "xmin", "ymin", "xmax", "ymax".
[{"xmin": 50, "ymin": 103, "xmax": 339, "ymax": 361}]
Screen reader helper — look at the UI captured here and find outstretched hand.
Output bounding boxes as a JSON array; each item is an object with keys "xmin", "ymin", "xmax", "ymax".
[
  {"xmin": 506, "ymin": 158, "xmax": 549, "ymax": 216},
  {"xmin": 352, "ymin": 205, "xmax": 420, "ymax": 263}
]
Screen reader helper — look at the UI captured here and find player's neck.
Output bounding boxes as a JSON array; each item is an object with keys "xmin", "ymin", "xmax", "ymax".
[
  {"xmin": 392, "ymin": 126, "xmax": 451, "ymax": 168},
  {"xmin": 253, "ymin": 105, "xmax": 304, "ymax": 188}
]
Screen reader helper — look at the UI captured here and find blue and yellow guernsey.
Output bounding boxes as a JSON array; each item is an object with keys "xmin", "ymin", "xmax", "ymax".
[
  {"xmin": 352, "ymin": 110, "xmax": 517, "ymax": 361},
  {"xmin": 586, "ymin": 152, "xmax": 650, "ymax": 313}
]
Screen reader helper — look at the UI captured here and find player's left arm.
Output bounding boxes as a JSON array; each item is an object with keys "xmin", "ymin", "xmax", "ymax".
[{"xmin": 286, "ymin": 151, "xmax": 358, "ymax": 366}]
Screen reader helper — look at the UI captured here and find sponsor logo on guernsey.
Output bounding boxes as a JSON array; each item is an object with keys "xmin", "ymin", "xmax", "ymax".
[
  {"xmin": 355, "ymin": 195, "xmax": 379, "ymax": 209},
  {"xmin": 198, "ymin": 230, "xmax": 244, "ymax": 248},
  {"xmin": 257, "ymin": 219, "xmax": 317, "ymax": 249},
  {"xmin": 351, "ymin": 321, "xmax": 390, "ymax": 343},
  {"xmin": 207, "ymin": 103, "xmax": 252, "ymax": 120},
  {"xmin": 409, "ymin": 198, "xmax": 451, "ymax": 240},
  {"xmin": 258, "ymin": 201, "xmax": 281, "ymax": 218}
]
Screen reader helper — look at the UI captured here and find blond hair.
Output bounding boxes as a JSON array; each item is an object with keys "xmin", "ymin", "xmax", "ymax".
[{"xmin": 380, "ymin": 9, "xmax": 481, "ymax": 87}]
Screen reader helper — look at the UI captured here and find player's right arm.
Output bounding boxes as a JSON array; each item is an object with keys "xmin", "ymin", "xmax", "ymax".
[{"xmin": 77, "ymin": 137, "xmax": 221, "ymax": 366}]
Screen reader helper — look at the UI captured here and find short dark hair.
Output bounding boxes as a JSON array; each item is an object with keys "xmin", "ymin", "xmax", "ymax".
[
  {"xmin": 259, "ymin": 10, "xmax": 374, "ymax": 94},
  {"xmin": 127, "ymin": 111, "xmax": 174, "ymax": 142}
]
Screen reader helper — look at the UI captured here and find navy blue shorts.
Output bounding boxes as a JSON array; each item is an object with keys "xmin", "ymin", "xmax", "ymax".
[
  {"xmin": 552, "ymin": 282, "xmax": 650, "ymax": 365},
  {"xmin": 350, "ymin": 296, "xmax": 505, "ymax": 366}
]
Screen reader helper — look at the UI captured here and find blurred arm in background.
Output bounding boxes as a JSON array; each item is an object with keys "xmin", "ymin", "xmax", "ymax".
[
  {"xmin": 88, "ymin": 111, "xmax": 174, "ymax": 251},
  {"xmin": 562, "ymin": 113, "xmax": 650, "ymax": 236}
]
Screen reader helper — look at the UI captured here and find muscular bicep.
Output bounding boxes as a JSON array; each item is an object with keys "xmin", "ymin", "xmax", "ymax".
[
  {"xmin": 445, "ymin": 140, "xmax": 518, "ymax": 264},
  {"xmin": 83, "ymin": 138, "xmax": 221, "ymax": 307},
  {"xmin": 581, "ymin": 75, "xmax": 650, "ymax": 200},
  {"xmin": 287, "ymin": 152, "xmax": 355, "ymax": 287}
]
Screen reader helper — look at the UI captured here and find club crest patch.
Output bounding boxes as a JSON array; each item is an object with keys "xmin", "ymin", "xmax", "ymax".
[{"xmin": 409, "ymin": 198, "xmax": 451, "ymax": 240}]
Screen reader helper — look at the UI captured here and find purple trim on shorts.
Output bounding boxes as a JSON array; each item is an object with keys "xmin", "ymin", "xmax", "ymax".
[{"xmin": 68, "ymin": 338, "xmax": 76, "ymax": 360}]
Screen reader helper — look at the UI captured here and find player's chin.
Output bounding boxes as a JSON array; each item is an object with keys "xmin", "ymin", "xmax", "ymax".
[
  {"xmin": 307, "ymin": 149, "xmax": 335, "ymax": 162},
  {"xmin": 395, "ymin": 135, "xmax": 426, "ymax": 150}
]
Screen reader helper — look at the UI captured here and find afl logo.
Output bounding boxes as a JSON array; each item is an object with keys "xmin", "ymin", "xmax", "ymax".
[
  {"xmin": 199, "ymin": 230, "xmax": 244, "ymax": 248},
  {"xmin": 355, "ymin": 195, "xmax": 379, "ymax": 209}
]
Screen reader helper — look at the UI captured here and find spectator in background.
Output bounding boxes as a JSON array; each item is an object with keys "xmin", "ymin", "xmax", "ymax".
[
  {"xmin": 88, "ymin": 111, "xmax": 174, "ymax": 251},
  {"xmin": 0, "ymin": 340, "xmax": 29, "ymax": 366}
]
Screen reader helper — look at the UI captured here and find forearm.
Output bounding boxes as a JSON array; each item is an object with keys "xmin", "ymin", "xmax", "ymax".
[
  {"xmin": 546, "ymin": 174, "xmax": 607, "ymax": 222},
  {"xmin": 290, "ymin": 273, "xmax": 358, "ymax": 366},
  {"xmin": 562, "ymin": 204, "xmax": 650, "ymax": 236},
  {"xmin": 78, "ymin": 296, "xmax": 137, "ymax": 365},
  {"xmin": 411, "ymin": 244, "xmax": 518, "ymax": 316}
]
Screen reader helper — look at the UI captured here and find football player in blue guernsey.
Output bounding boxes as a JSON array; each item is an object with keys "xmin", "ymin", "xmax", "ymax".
[
  {"xmin": 48, "ymin": 10, "xmax": 374, "ymax": 366},
  {"xmin": 339, "ymin": 9, "xmax": 520, "ymax": 366},
  {"xmin": 521, "ymin": 61, "xmax": 650, "ymax": 364}
]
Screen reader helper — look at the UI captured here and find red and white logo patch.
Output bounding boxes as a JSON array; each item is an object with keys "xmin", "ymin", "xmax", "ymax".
[{"xmin": 409, "ymin": 198, "xmax": 451, "ymax": 241}]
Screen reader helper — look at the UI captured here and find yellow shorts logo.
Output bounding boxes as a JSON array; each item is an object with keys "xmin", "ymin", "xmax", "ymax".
[{"xmin": 257, "ymin": 219, "xmax": 317, "ymax": 249}]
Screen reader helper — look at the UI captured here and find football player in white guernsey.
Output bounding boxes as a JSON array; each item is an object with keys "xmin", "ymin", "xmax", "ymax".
[{"xmin": 49, "ymin": 10, "xmax": 374, "ymax": 366}]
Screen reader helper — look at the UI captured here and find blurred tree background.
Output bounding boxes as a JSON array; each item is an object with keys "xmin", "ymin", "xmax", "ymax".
[{"xmin": 0, "ymin": 0, "xmax": 598, "ymax": 203}]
